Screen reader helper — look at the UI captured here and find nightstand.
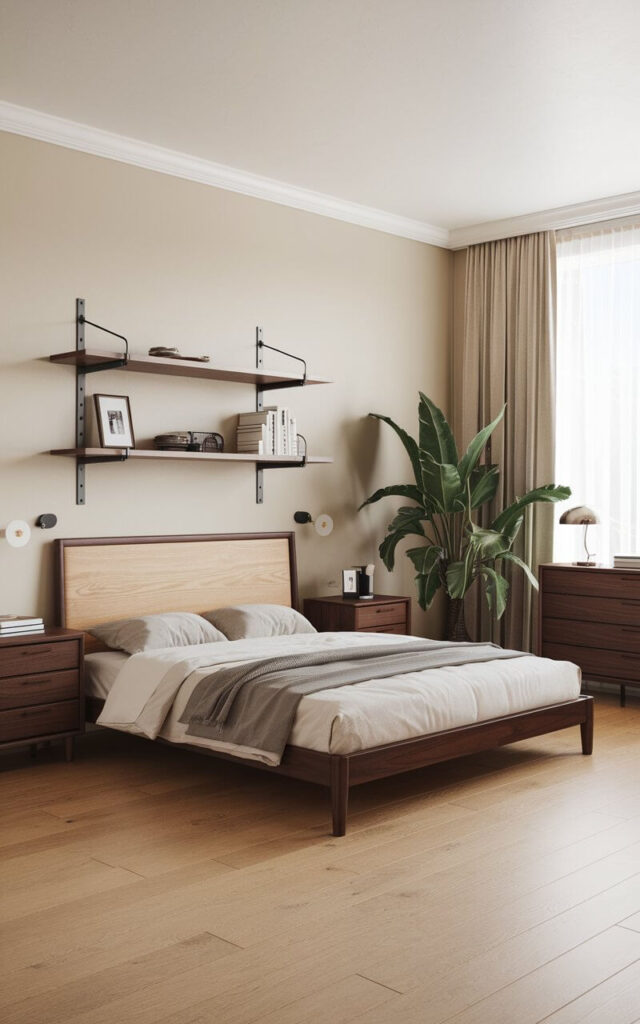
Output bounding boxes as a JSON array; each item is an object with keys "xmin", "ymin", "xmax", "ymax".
[
  {"xmin": 304, "ymin": 595, "xmax": 411, "ymax": 635},
  {"xmin": 539, "ymin": 564, "xmax": 640, "ymax": 706},
  {"xmin": 0, "ymin": 628, "xmax": 84, "ymax": 761}
]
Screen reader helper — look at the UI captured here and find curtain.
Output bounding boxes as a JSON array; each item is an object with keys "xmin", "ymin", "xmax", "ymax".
[
  {"xmin": 461, "ymin": 231, "xmax": 557, "ymax": 652},
  {"xmin": 554, "ymin": 221, "xmax": 640, "ymax": 564}
]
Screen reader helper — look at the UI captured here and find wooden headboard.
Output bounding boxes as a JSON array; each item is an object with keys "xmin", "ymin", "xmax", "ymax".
[{"xmin": 56, "ymin": 533, "xmax": 298, "ymax": 649}]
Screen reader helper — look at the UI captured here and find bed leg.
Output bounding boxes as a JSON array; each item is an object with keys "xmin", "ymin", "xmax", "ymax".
[
  {"xmin": 580, "ymin": 698, "xmax": 594, "ymax": 755},
  {"xmin": 330, "ymin": 756, "xmax": 350, "ymax": 837}
]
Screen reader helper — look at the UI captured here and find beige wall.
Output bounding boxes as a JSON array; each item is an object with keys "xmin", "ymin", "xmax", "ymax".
[{"xmin": 0, "ymin": 133, "xmax": 452, "ymax": 636}]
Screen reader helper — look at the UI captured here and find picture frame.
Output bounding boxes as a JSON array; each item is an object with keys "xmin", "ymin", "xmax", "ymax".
[
  {"xmin": 342, "ymin": 568, "xmax": 358, "ymax": 598},
  {"xmin": 94, "ymin": 394, "xmax": 135, "ymax": 449}
]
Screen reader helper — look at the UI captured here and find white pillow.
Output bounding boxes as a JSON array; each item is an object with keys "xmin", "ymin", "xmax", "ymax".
[
  {"xmin": 203, "ymin": 604, "xmax": 317, "ymax": 641},
  {"xmin": 90, "ymin": 612, "xmax": 226, "ymax": 654}
]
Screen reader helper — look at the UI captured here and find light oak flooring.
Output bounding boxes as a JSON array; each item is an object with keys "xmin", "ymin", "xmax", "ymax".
[{"xmin": 1, "ymin": 693, "xmax": 639, "ymax": 1024}]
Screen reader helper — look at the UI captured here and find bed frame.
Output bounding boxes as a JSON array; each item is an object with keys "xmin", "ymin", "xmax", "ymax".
[{"xmin": 56, "ymin": 533, "xmax": 594, "ymax": 836}]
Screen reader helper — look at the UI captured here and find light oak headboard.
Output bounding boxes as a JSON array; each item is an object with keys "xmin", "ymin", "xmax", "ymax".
[{"xmin": 56, "ymin": 533, "xmax": 298, "ymax": 650}]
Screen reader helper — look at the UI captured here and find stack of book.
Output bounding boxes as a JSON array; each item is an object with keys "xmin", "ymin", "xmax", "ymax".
[
  {"xmin": 236, "ymin": 407, "xmax": 298, "ymax": 456},
  {"xmin": 0, "ymin": 615, "xmax": 45, "ymax": 637},
  {"xmin": 613, "ymin": 554, "xmax": 640, "ymax": 570}
]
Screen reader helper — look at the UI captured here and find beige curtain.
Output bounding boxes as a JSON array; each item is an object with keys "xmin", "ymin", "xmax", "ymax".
[{"xmin": 460, "ymin": 231, "xmax": 557, "ymax": 652}]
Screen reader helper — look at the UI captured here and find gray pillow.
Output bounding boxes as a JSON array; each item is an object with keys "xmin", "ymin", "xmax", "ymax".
[
  {"xmin": 203, "ymin": 604, "xmax": 317, "ymax": 641},
  {"xmin": 90, "ymin": 612, "xmax": 226, "ymax": 654}
]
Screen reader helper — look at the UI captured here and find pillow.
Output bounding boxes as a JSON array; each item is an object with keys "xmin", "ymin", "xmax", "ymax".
[
  {"xmin": 90, "ymin": 612, "xmax": 226, "ymax": 655},
  {"xmin": 203, "ymin": 604, "xmax": 317, "ymax": 641}
]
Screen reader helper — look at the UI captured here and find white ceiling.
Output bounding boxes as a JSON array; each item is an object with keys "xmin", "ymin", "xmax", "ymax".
[{"xmin": 1, "ymin": 0, "xmax": 639, "ymax": 235}]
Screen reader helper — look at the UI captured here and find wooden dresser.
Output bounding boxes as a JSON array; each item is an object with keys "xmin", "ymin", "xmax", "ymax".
[
  {"xmin": 304, "ymin": 594, "xmax": 411, "ymax": 635},
  {"xmin": 0, "ymin": 628, "xmax": 84, "ymax": 760},
  {"xmin": 539, "ymin": 564, "xmax": 640, "ymax": 706}
]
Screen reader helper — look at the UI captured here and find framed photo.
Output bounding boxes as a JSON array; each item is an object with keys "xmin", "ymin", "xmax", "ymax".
[
  {"xmin": 342, "ymin": 568, "xmax": 358, "ymax": 598},
  {"xmin": 94, "ymin": 394, "xmax": 135, "ymax": 449}
]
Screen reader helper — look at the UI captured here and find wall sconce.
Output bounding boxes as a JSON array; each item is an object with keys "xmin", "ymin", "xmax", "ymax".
[
  {"xmin": 293, "ymin": 511, "xmax": 334, "ymax": 537},
  {"xmin": 3, "ymin": 520, "xmax": 31, "ymax": 548}
]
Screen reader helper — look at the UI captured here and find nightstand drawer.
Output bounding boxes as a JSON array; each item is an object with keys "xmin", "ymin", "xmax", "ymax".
[
  {"xmin": 359, "ymin": 624, "xmax": 407, "ymax": 635},
  {"xmin": 0, "ymin": 670, "xmax": 80, "ymax": 711},
  {"xmin": 542, "ymin": 593, "xmax": 640, "ymax": 626},
  {"xmin": 542, "ymin": 619, "xmax": 640, "ymax": 653},
  {"xmin": 354, "ymin": 603, "xmax": 407, "ymax": 629},
  {"xmin": 0, "ymin": 700, "xmax": 80, "ymax": 743},
  {"xmin": 542, "ymin": 568, "xmax": 640, "ymax": 600},
  {"xmin": 543, "ymin": 643, "xmax": 640, "ymax": 681},
  {"xmin": 0, "ymin": 640, "xmax": 79, "ymax": 679}
]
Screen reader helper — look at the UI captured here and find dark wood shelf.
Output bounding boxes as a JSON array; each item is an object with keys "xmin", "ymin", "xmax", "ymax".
[{"xmin": 49, "ymin": 349, "xmax": 331, "ymax": 388}]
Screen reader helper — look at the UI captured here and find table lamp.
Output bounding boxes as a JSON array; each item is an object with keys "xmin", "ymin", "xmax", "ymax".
[{"xmin": 559, "ymin": 506, "xmax": 600, "ymax": 566}]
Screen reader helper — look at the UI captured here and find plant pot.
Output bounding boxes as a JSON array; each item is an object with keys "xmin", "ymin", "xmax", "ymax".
[{"xmin": 446, "ymin": 597, "xmax": 471, "ymax": 643}]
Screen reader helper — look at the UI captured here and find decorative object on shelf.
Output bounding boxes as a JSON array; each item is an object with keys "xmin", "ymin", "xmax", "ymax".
[
  {"xmin": 94, "ymin": 394, "xmax": 135, "ymax": 449},
  {"xmin": 353, "ymin": 564, "xmax": 375, "ymax": 598},
  {"xmin": 342, "ymin": 569, "xmax": 358, "ymax": 598},
  {"xmin": 0, "ymin": 615, "xmax": 44, "ymax": 636},
  {"xmin": 36, "ymin": 513, "xmax": 58, "ymax": 529},
  {"xmin": 359, "ymin": 393, "xmax": 570, "ymax": 641},
  {"xmin": 613, "ymin": 554, "xmax": 640, "ymax": 569},
  {"xmin": 148, "ymin": 346, "xmax": 210, "ymax": 363},
  {"xmin": 3, "ymin": 520, "xmax": 31, "ymax": 548},
  {"xmin": 559, "ymin": 506, "xmax": 600, "ymax": 566},
  {"xmin": 293, "ymin": 511, "xmax": 333, "ymax": 536},
  {"xmin": 154, "ymin": 431, "xmax": 224, "ymax": 453}
]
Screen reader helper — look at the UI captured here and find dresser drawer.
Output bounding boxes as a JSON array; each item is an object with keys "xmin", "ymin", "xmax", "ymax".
[
  {"xmin": 358, "ymin": 624, "xmax": 407, "ymax": 635},
  {"xmin": 542, "ymin": 592, "xmax": 640, "ymax": 626},
  {"xmin": 0, "ymin": 700, "xmax": 80, "ymax": 743},
  {"xmin": 0, "ymin": 670, "xmax": 80, "ymax": 711},
  {"xmin": 542, "ymin": 568, "xmax": 640, "ymax": 600},
  {"xmin": 542, "ymin": 643, "xmax": 640, "ymax": 682},
  {"xmin": 0, "ymin": 640, "xmax": 79, "ymax": 679},
  {"xmin": 354, "ymin": 603, "xmax": 407, "ymax": 629},
  {"xmin": 542, "ymin": 619, "xmax": 640, "ymax": 653}
]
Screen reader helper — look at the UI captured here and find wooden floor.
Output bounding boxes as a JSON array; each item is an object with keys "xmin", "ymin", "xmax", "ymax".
[{"xmin": 1, "ymin": 694, "xmax": 639, "ymax": 1024}]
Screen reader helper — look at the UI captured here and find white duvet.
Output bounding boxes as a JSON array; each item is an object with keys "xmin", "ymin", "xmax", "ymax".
[{"xmin": 96, "ymin": 632, "xmax": 581, "ymax": 766}]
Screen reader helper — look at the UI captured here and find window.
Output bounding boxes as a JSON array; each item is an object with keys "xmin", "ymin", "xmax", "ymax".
[{"xmin": 554, "ymin": 221, "xmax": 640, "ymax": 564}]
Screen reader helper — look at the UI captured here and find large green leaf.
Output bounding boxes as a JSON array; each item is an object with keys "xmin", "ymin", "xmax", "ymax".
[
  {"xmin": 379, "ymin": 506, "xmax": 426, "ymax": 571},
  {"xmin": 359, "ymin": 484, "xmax": 424, "ymax": 511},
  {"xmin": 368, "ymin": 413, "xmax": 422, "ymax": 489},
  {"xmin": 407, "ymin": 544, "xmax": 444, "ymax": 610},
  {"xmin": 468, "ymin": 524, "xmax": 511, "ymax": 561},
  {"xmin": 469, "ymin": 464, "xmax": 500, "ymax": 509},
  {"xmin": 445, "ymin": 552, "xmax": 475, "ymax": 599},
  {"xmin": 418, "ymin": 393, "xmax": 458, "ymax": 466},
  {"xmin": 479, "ymin": 567, "xmax": 509, "ymax": 618},
  {"xmin": 497, "ymin": 550, "xmax": 539, "ymax": 589},
  {"xmin": 492, "ymin": 485, "xmax": 571, "ymax": 535},
  {"xmin": 420, "ymin": 453, "xmax": 464, "ymax": 514},
  {"xmin": 458, "ymin": 406, "xmax": 505, "ymax": 484}
]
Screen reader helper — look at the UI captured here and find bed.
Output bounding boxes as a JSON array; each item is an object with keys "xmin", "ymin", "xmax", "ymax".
[{"xmin": 56, "ymin": 532, "xmax": 593, "ymax": 836}]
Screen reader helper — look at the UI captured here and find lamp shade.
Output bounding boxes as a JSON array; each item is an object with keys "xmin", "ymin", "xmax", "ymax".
[{"xmin": 559, "ymin": 506, "xmax": 599, "ymax": 525}]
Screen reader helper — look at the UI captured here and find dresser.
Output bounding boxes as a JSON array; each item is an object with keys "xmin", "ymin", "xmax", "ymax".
[
  {"xmin": 0, "ymin": 628, "xmax": 84, "ymax": 760},
  {"xmin": 304, "ymin": 594, "xmax": 411, "ymax": 635},
  {"xmin": 539, "ymin": 564, "xmax": 640, "ymax": 706}
]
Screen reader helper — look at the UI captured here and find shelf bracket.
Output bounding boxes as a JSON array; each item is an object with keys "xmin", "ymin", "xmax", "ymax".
[{"xmin": 74, "ymin": 297, "xmax": 130, "ymax": 504}]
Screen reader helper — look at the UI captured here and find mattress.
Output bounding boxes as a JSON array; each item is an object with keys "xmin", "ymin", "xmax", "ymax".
[
  {"xmin": 93, "ymin": 633, "xmax": 582, "ymax": 764},
  {"xmin": 85, "ymin": 651, "xmax": 129, "ymax": 700}
]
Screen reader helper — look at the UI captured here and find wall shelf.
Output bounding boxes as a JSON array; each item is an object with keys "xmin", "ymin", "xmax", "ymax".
[
  {"xmin": 49, "ymin": 349, "xmax": 331, "ymax": 390},
  {"xmin": 49, "ymin": 300, "xmax": 333, "ymax": 504},
  {"xmin": 50, "ymin": 447, "xmax": 332, "ymax": 467}
]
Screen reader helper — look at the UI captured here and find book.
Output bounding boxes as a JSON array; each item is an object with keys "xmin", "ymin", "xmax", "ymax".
[
  {"xmin": 0, "ymin": 615, "xmax": 44, "ymax": 630},
  {"xmin": 613, "ymin": 555, "xmax": 640, "ymax": 569},
  {"xmin": 0, "ymin": 622, "xmax": 45, "ymax": 630}
]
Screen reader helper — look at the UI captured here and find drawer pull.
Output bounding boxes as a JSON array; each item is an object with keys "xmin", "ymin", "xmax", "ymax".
[
  {"xmin": 621, "ymin": 600, "xmax": 640, "ymax": 606},
  {"xmin": 20, "ymin": 707, "xmax": 52, "ymax": 718},
  {"xmin": 22, "ymin": 677, "xmax": 52, "ymax": 686},
  {"xmin": 621, "ymin": 626, "xmax": 640, "ymax": 633},
  {"xmin": 21, "ymin": 646, "xmax": 52, "ymax": 656}
]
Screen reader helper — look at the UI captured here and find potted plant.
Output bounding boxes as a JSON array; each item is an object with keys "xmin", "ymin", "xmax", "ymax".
[{"xmin": 360, "ymin": 394, "xmax": 570, "ymax": 641}]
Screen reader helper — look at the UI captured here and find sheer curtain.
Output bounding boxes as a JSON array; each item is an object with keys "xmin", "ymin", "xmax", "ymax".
[{"xmin": 554, "ymin": 221, "xmax": 640, "ymax": 564}]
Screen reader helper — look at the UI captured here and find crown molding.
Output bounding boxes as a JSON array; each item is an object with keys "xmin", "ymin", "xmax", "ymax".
[
  {"xmin": 0, "ymin": 100, "xmax": 450, "ymax": 249},
  {"xmin": 449, "ymin": 191, "xmax": 640, "ymax": 248}
]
